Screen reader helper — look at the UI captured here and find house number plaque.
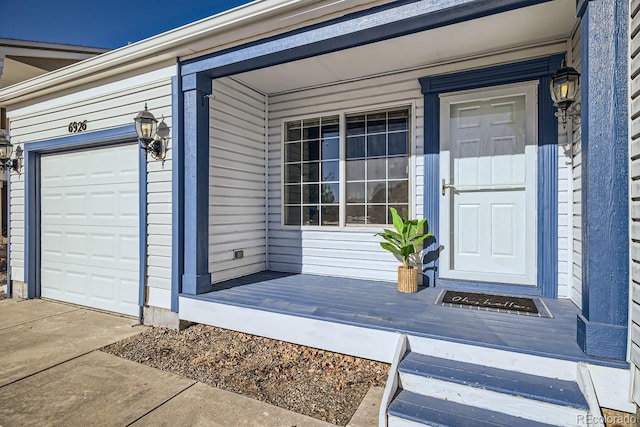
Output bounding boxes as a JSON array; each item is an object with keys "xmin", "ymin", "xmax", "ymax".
[{"xmin": 68, "ymin": 120, "xmax": 88, "ymax": 133}]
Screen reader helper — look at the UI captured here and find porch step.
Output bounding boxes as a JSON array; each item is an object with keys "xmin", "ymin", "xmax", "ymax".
[
  {"xmin": 399, "ymin": 352, "xmax": 589, "ymax": 410},
  {"xmin": 387, "ymin": 352, "xmax": 592, "ymax": 426},
  {"xmin": 388, "ymin": 390, "xmax": 557, "ymax": 427}
]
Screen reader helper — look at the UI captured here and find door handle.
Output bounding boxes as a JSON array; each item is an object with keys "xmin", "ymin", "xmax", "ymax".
[{"xmin": 442, "ymin": 179, "xmax": 455, "ymax": 196}]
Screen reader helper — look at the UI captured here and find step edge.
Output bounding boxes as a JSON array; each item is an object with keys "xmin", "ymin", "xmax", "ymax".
[
  {"xmin": 388, "ymin": 391, "xmax": 558, "ymax": 427},
  {"xmin": 397, "ymin": 367, "xmax": 589, "ymax": 410}
]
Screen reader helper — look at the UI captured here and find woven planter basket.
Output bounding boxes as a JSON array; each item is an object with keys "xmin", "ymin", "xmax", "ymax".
[{"xmin": 397, "ymin": 266, "xmax": 418, "ymax": 293}]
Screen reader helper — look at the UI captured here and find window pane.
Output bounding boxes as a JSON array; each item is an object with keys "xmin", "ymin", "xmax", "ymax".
[
  {"xmin": 285, "ymin": 206, "xmax": 301, "ymax": 225},
  {"xmin": 321, "ymin": 206, "xmax": 339, "ymax": 226},
  {"xmin": 367, "ymin": 205, "xmax": 387, "ymax": 225},
  {"xmin": 388, "ymin": 180, "xmax": 409, "ymax": 203},
  {"xmin": 302, "ymin": 162, "xmax": 319, "ymax": 182},
  {"xmin": 321, "ymin": 122, "xmax": 339, "ymax": 139},
  {"xmin": 286, "ymin": 121, "xmax": 302, "ymax": 142},
  {"xmin": 346, "ymin": 204, "xmax": 365, "ymax": 224},
  {"xmin": 321, "ymin": 161, "xmax": 339, "ymax": 182},
  {"xmin": 367, "ymin": 181, "xmax": 386, "ymax": 203},
  {"xmin": 346, "ymin": 136, "xmax": 365, "ymax": 159},
  {"xmin": 367, "ymin": 113, "xmax": 387, "ymax": 133},
  {"xmin": 367, "ymin": 158, "xmax": 386, "ymax": 180},
  {"xmin": 347, "ymin": 115, "xmax": 365, "ymax": 136},
  {"xmin": 388, "ymin": 157, "xmax": 408, "ymax": 179},
  {"xmin": 388, "ymin": 132, "xmax": 408, "ymax": 156},
  {"xmin": 367, "ymin": 134, "xmax": 386, "ymax": 157},
  {"xmin": 321, "ymin": 183, "xmax": 339, "ymax": 204},
  {"xmin": 303, "ymin": 184, "xmax": 319, "ymax": 204},
  {"xmin": 322, "ymin": 137, "xmax": 339, "ymax": 160},
  {"xmin": 303, "ymin": 206, "xmax": 320, "ymax": 226},
  {"xmin": 389, "ymin": 109, "xmax": 408, "ymax": 119},
  {"xmin": 388, "ymin": 114, "xmax": 408, "ymax": 132},
  {"xmin": 285, "ymin": 163, "xmax": 301, "ymax": 183},
  {"xmin": 389, "ymin": 205, "xmax": 409, "ymax": 223},
  {"xmin": 303, "ymin": 118, "xmax": 320, "ymax": 140},
  {"xmin": 285, "ymin": 142, "xmax": 301, "ymax": 163},
  {"xmin": 303, "ymin": 140, "xmax": 320, "ymax": 161},
  {"xmin": 346, "ymin": 182, "xmax": 365, "ymax": 203},
  {"xmin": 347, "ymin": 159, "xmax": 365, "ymax": 181},
  {"xmin": 284, "ymin": 184, "xmax": 301, "ymax": 204}
]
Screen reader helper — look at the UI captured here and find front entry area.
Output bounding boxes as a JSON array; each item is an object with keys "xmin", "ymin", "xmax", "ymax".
[
  {"xmin": 39, "ymin": 144, "xmax": 140, "ymax": 316},
  {"xmin": 438, "ymin": 83, "xmax": 538, "ymax": 286}
]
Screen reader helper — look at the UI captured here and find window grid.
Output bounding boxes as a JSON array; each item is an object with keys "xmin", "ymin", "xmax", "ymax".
[
  {"xmin": 283, "ymin": 108, "xmax": 410, "ymax": 227},
  {"xmin": 345, "ymin": 109, "xmax": 410, "ymax": 225},
  {"xmin": 283, "ymin": 115, "xmax": 340, "ymax": 226}
]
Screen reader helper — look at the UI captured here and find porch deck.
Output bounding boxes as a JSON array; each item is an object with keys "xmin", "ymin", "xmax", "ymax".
[{"xmin": 183, "ymin": 271, "xmax": 627, "ymax": 369}]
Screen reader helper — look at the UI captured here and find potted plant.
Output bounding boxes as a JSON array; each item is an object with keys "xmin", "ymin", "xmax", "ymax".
[{"xmin": 375, "ymin": 208, "xmax": 433, "ymax": 293}]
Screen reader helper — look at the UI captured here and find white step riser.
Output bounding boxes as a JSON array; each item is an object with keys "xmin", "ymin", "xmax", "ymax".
[
  {"xmin": 407, "ymin": 335, "xmax": 578, "ymax": 381},
  {"xmin": 399, "ymin": 373, "xmax": 587, "ymax": 427},
  {"xmin": 388, "ymin": 415, "xmax": 437, "ymax": 427}
]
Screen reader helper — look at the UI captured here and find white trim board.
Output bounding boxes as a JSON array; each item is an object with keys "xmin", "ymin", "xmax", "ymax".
[{"xmin": 179, "ymin": 296, "xmax": 399, "ymax": 363}]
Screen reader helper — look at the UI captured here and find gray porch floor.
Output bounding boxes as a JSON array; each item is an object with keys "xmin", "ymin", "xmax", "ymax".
[{"xmin": 186, "ymin": 271, "xmax": 627, "ymax": 368}]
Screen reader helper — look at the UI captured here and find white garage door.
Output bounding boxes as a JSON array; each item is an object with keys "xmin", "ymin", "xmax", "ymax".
[{"xmin": 40, "ymin": 144, "xmax": 140, "ymax": 316}]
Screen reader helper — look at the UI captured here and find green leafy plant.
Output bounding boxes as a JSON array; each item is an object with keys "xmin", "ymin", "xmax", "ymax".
[{"xmin": 375, "ymin": 207, "xmax": 434, "ymax": 268}]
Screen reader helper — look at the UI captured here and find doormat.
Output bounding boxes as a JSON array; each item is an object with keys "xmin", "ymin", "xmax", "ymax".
[{"xmin": 436, "ymin": 290, "xmax": 552, "ymax": 318}]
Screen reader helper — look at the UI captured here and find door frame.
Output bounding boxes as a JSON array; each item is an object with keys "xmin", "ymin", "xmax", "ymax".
[
  {"xmin": 23, "ymin": 125, "xmax": 147, "ymax": 319},
  {"xmin": 419, "ymin": 54, "xmax": 563, "ymax": 298},
  {"xmin": 438, "ymin": 82, "xmax": 538, "ymax": 286}
]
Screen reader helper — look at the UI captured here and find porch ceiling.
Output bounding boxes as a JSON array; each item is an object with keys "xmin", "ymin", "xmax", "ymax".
[{"xmin": 233, "ymin": 0, "xmax": 575, "ymax": 95}]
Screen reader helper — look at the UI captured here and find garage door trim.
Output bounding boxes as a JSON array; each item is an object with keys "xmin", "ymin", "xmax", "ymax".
[{"xmin": 23, "ymin": 125, "xmax": 146, "ymax": 319}]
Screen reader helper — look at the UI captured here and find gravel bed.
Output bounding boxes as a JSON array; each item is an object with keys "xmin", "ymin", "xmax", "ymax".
[{"xmin": 102, "ymin": 324, "xmax": 389, "ymax": 425}]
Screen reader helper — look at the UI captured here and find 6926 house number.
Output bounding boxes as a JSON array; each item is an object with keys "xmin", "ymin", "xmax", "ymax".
[{"xmin": 68, "ymin": 120, "xmax": 87, "ymax": 133}]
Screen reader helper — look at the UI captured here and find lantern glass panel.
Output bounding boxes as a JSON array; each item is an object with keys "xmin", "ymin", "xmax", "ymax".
[{"xmin": 0, "ymin": 142, "xmax": 12, "ymax": 160}]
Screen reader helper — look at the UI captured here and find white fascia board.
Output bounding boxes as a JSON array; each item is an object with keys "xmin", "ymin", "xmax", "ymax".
[{"xmin": 0, "ymin": 0, "xmax": 320, "ymax": 106}]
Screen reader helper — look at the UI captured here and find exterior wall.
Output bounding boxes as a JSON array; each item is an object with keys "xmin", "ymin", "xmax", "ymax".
[
  {"xmin": 570, "ymin": 24, "xmax": 583, "ymax": 309},
  {"xmin": 5, "ymin": 64, "xmax": 175, "ymax": 309},
  {"xmin": 209, "ymin": 77, "xmax": 267, "ymax": 283},
  {"xmin": 630, "ymin": 0, "xmax": 640, "ymax": 406},
  {"xmin": 266, "ymin": 44, "xmax": 570, "ymax": 284},
  {"xmin": 267, "ymin": 73, "xmax": 423, "ymax": 282}
]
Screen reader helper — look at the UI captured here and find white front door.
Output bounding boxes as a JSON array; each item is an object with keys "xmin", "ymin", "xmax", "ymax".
[{"xmin": 439, "ymin": 83, "xmax": 537, "ymax": 286}]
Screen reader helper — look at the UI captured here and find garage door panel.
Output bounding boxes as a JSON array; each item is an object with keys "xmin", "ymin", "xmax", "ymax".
[
  {"xmin": 40, "ymin": 144, "xmax": 140, "ymax": 317},
  {"xmin": 41, "ymin": 228, "xmax": 138, "ymax": 270},
  {"xmin": 41, "ymin": 184, "xmax": 138, "ymax": 227}
]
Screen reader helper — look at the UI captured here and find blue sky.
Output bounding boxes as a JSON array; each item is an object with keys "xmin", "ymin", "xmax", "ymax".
[{"xmin": 0, "ymin": 0, "xmax": 251, "ymax": 49}]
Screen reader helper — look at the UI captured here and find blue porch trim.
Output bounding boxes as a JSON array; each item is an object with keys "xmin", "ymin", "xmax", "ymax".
[
  {"xmin": 181, "ymin": 0, "xmax": 552, "ymax": 79},
  {"xmin": 181, "ymin": 73, "xmax": 212, "ymax": 294},
  {"xmin": 23, "ymin": 126, "xmax": 146, "ymax": 310},
  {"xmin": 171, "ymin": 72, "xmax": 184, "ymax": 312},
  {"xmin": 419, "ymin": 54, "xmax": 564, "ymax": 298},
  {"xmin": 577, "ymin": 0, "xmax": 629, "ymax": 360}
]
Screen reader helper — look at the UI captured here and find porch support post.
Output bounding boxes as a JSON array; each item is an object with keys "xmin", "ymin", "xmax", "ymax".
[
  {"xmin": 181, "ymin": 72, "xmax": 212, "ymax": 295},
  {"xmin": 576, "ymin": 0, "xmax": 629, "ymax": 360}
]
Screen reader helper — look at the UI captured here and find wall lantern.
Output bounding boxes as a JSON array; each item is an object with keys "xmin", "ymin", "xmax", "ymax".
[
  {"xmin": 0, "ymin": 131, "xmax": 22, "ymax": 174},
  {"xmin": 550, "ymin": 60, "xmax": 581, "ymax": 128},
  {"xmin": 133, "ymin": 104, "xmax": 169, "ymax": 163}
]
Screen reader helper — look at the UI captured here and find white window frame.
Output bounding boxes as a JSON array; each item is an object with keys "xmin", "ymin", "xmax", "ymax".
[{"xmin": 280, "ymin": 100, "xmax": 417, "ymax": 231}]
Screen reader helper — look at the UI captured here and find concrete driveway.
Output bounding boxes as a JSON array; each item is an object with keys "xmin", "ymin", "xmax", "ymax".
[{"xmin": 0, "ymin": 298, "xmax": 352, "ymax": 427}]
